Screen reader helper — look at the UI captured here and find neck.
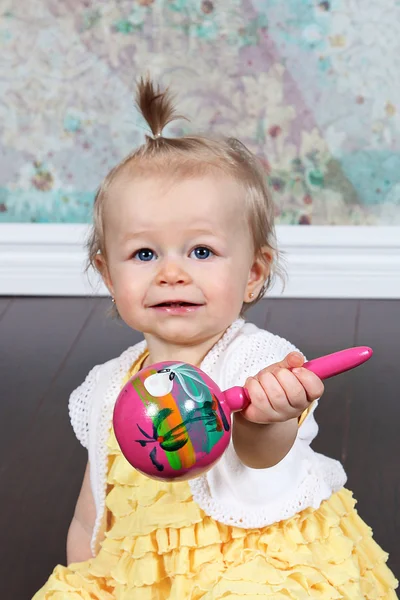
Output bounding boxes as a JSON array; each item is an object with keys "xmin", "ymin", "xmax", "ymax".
[{"xmin": 142, "ymin": 329, "xmax": 228, "ymax": 368}]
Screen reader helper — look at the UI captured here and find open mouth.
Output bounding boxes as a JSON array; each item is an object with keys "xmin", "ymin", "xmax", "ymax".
[{"xmin": 154, "ymin": 302, "xmax": 200, "ymax": 307}]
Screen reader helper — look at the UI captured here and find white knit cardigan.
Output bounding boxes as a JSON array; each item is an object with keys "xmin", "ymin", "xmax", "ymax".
[{"xmin": 69, "ymin": 318, "xmax": 347, "ymax": 555}]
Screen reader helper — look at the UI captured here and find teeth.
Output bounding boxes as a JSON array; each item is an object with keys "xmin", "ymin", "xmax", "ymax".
[
  {"xmin": 155, "ymin": 301, "xmax": 197, "ymax": 307},
  {"xmin": 161, "ymin": 302, "xmax": 181, "ymax": 306},
  {"xmin": 162, "ymin": 302, "xmax": 190, "ymax": 306}
]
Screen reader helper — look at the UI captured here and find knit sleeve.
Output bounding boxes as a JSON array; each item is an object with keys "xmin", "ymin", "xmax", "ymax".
[
  {"xmin": 189, "ymin": 326, "xmax": 347, "ymax": 528},
  {"xmin": 68, "ymin": 365, "xmax": 102, "ymax": 449}
]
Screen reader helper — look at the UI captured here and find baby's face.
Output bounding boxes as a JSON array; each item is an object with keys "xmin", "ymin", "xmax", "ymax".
[{"xmin": 99, "ymin": 174, "xmax": 261, "ymax": 346}]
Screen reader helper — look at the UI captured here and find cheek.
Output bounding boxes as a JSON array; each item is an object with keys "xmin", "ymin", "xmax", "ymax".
[
  {"xmin": 111, "ymin": 266, "xmax": 149, "ymax": 327},
  {"xmin": 110, "ymin": 263, "xmax": 147, "ymax": 301},
  {"xmin": 200, "ymin": 261, "xmax": 248, "ymax": 300}
]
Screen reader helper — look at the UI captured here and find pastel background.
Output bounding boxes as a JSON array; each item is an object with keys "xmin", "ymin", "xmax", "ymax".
[{"xmin": 1, "ymin": 0, "xmax": 399, "ymax": 225}]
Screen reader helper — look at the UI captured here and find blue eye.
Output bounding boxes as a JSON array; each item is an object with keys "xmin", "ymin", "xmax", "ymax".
[
  {"xmin": 191, "ymin": 246, "xmax": 213, "ymax": 260},
  {"xmin": 134, "ymin": 248, "xmax": 155, "ymax": 261}
]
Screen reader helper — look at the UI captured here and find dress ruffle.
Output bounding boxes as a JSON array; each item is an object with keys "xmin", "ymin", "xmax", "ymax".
[{"xmin": 33, "ymin": 427, "xmax": 398, "ymax": 599}]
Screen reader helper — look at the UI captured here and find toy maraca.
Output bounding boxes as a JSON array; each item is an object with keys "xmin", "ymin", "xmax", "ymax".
[{"xmin": 113, "ymin": 346, "xmax": 372, "ymax": 481}]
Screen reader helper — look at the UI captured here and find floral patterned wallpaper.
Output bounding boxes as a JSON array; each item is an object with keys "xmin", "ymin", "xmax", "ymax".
[{"xmin": 0, "ymin": 0, "xmax": 399, "ymax": 225}]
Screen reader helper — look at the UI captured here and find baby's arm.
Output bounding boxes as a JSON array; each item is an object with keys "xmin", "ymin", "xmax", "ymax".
[
  {"xmin": 66, "ymin": 461, "xmax": 96, "ymax": 564},
  {"xmin": 233, "ymin": 351, "xmax": 323, "ymax": 469}
]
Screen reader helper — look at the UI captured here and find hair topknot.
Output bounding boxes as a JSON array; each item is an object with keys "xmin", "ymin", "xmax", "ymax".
[{"xmin": 136, "ymin": 77, "xmax": 186, "ymax": 139}]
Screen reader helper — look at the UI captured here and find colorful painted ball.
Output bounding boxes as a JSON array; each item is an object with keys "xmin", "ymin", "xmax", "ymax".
[{"xmin": 113, "ymin": 362, "xmax": 232, "ymax": 480}]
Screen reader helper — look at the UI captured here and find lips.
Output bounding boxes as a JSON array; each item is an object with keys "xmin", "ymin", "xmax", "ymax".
[{"xmin": 151, "ymin": 301, "xmax": 201, "ymax": 307}]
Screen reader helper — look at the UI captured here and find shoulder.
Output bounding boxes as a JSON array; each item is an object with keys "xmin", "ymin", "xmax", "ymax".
[
  {"xmin": 238, "ymin": 321, "xmax": 301, "ymax": 355},
  {"xmin": 220, "ymin": 321, "xmax": 303, "ymax": 386},
  {"xmin": 68, "ymin": 340, "xmax": 147, "ymax": 448}
]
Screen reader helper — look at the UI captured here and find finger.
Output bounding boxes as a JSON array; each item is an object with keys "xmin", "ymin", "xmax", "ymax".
[
  {"xmin": 273, "ymin": 368, "xmax": 309, "ymax": 410},
  {"xmin": 255, "ymin": 372, "xmax": 302, "ymax": 421},
  {"xmin": 259, "ymin": 370, "xmax": 307, "ymax": 412},
  {"xmin": 261, "ymin": 352, "xmax": 305, "ymax": 375},
  {"xmin": 291, "ymin": 368, "xmax": 325, "ymax": 401},
  {"xmin": 244, "ymin": 376, "xmax": 279, "ymax": 421}
]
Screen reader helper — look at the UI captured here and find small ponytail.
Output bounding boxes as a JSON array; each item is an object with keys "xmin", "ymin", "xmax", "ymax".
[{"xmin": 136, "ymin": 77, "xmax": 186, "ymax": 139}]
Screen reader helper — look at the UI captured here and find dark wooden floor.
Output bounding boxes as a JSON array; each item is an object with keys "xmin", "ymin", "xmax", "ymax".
[{"xmin": 0, "ymin": 297, "xmax": 399, "ymax": 598}]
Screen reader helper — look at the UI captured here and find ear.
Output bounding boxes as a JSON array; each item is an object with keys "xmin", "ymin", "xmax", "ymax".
[
  {"xmin": 244, "ymin": 246, "xmax": 273, "ymax": 302},
  {"xmin": 94, "ymin": 252, "xmax": 115, "ymax": 297}
]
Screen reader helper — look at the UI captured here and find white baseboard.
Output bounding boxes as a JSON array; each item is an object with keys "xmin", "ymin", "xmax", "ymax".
[{"xmin": 1, "ymin": 224, "xmax": 399, "ymax": 298}]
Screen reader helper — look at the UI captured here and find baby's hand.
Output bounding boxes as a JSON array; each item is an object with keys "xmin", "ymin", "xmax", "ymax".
[{"xmin": 242, "ymin": 352, "xmax": 324, "ymax": 424}]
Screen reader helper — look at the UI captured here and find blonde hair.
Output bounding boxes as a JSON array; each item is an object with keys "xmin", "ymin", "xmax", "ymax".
[{"xmin": 87, "ymin": 77, "xmax": 284, "ymax": 314}]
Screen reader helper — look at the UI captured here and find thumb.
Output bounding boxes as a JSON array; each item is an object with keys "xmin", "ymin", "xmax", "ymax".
[{"xmin": 275, "ymin": 351, "xmax": 305, "ymax": 369}]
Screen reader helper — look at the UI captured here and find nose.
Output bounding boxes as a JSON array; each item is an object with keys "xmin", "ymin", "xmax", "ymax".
[{"xmin": 155, "ymin": 258, "xmax": 192, "ymax": 286}]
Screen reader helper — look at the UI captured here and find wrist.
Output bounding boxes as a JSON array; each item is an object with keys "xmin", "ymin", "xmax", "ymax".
[{"xmin": 232, "ymin": 414, "xmax": 298, "ymax": 469}]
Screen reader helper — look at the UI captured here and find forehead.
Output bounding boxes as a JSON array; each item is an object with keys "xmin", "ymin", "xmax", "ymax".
[{"xmin": 104, "ymin": 174, "xmax": 245, "ymax": 236}]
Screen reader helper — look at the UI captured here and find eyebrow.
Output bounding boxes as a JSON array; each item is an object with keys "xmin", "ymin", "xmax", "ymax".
[{"xmin": 122, "ymin": 227, "xmax": 223, "ymax": 242}]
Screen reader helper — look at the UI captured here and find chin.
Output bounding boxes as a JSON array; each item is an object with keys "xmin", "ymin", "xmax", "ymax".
[
  {"xmin": 166, "ymin": 319, "xmax": 228, "ymax": 344},
  {"xmin": 161, "ymin": 325, "xmax": 203, "ymax": 343},
  {"xmin": 150, "ymin": 320, "xmax": 205, "ymax": 342}
]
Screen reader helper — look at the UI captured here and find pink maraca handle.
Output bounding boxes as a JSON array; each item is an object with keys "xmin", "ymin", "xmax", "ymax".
[
  {"xmin": 303, "ymin": 346, "xmax": 373, "ymax": 379},
  {"xmin": 224, "ymin": 346, "xmax": 373, "ymax": 412}
]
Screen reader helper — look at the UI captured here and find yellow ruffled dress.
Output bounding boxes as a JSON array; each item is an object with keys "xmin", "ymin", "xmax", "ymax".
[{"xmin": 33, "ymin": 353, "xmax": 398, "ymax": 599}]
